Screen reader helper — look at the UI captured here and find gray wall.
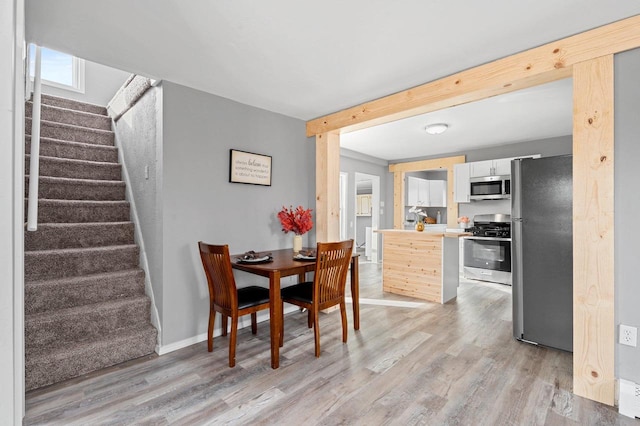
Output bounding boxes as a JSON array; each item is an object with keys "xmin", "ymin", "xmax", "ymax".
[
  {"xmin": 112, "ymin": 86, "xmax": 164, "ymax": 328},
  {"xmin": 160, "ymin": 81, "xmax": 314, "ymax": 346},
  {"xmin": 615, "ymin": 48, "xmax": 640, "ymax": 384},
  {"xmin": 340, "ymin": 149, "xmax": 392, "ymax": 261},
  {"xmin": 41, "ymin": 57, "xmax": 130, "ymax": 106}
]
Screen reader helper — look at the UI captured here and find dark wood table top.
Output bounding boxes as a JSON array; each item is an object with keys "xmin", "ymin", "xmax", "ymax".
[{"xmin": 231, "ymin": 248, "xmax": 317, "ymax": 277}]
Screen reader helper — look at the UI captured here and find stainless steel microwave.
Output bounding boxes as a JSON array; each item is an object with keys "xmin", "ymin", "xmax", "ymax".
[{"xmin": 470, "ymin": 175, "xmax": 511, "ymax": 200}]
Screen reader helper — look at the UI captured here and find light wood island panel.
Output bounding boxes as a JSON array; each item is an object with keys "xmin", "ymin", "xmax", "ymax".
[{"xmin": 376, "ymin": 230, "xmax": 467, "ymax": 304}]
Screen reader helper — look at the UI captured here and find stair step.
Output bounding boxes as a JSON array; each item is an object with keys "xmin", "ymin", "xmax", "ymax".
[
  {"xmin": 26, "ymin": 101, "xmax": 112, "ymax": 130},
  {"xmin": 25, "ymin": 323, "xmax": 156, "ymax": 390},
  {"xmin": 24, "ymin": 244, "xmax": 139, "ymax": 281},
  {"xmin": 26, "ymin": 135, "xmax": 119, "ymax": 163},
  {"xmin": 40, "ymin": 94, "xmax": 108, "ymax": 116},
  {"xmin": 26, "ymin": 118, "xmax": 114, "ymax": 146},
  {"xmin": 25, "ymin": 269, "xmax": 145, "ymax": 314},
  {"xmin": 25, "ymin": 222, "xmax": 134, "ymax": 251},
  {"xmin": 25, "ymin": 295, "xmax": 151, "ymax": 351},
  {"xmin": 25, "ymin": 176, "xmax": 126, "ymax": 201},
  {"xmin": 27, "ymin": 199, "xmax": 130, "ymax": 223},
  {"xmin": 26, "ymin": 155, "xmax": 122, "ymax": 181}
]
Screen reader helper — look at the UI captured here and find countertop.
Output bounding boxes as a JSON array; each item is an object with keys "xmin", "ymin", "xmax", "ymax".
[{"xmin": 376, "ymin": 229, "xmax": 471, "ymax": 238}]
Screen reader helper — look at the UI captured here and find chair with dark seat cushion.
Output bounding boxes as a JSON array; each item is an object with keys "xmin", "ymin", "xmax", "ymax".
[
  {"xmin": 198, "ymin": 242, "xmax": 270, "ymax": 367},
  {"xmin": 280, "ymin": 239, "xmax": 354, "ymax": 357}
]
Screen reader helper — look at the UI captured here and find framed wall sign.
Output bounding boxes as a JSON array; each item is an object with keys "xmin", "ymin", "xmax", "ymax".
[{"xmin": 229, "ymin": 149, "xmax": 272, "ymax": 186}]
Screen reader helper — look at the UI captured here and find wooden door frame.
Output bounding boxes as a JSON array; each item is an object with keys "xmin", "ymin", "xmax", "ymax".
[{"xmin": 309, "ymin": 15, "xmax": 640, "ymax": 406}]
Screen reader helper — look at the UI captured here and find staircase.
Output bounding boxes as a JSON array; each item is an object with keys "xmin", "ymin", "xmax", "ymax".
[{"xmin": 24, "ymin": 94, "xmax": 157, "ymax": 391}]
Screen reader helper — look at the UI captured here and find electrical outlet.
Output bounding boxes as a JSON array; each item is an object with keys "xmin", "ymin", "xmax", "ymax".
[{"xmin": 620, "ymin": 325, "xmax": 638, "ymax": 347}]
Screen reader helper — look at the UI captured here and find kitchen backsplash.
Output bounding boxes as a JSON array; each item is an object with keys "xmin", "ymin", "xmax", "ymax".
[{"xmin": 459, "ymin": 199, "xmax": 511, "ymax": 224}]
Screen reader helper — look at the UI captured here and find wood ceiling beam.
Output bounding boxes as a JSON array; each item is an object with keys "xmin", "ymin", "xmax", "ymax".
[{"xmin": 306, "ymin": 14, "xmax": 640, "ymax": 137}]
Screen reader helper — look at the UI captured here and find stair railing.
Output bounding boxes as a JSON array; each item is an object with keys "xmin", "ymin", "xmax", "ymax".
[{"xmin": 27, "ymin": 45, "xmax": 42, "ymax": 231}]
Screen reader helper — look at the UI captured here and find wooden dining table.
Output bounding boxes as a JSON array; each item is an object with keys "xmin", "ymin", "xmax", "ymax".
[{"xmin": 231, "ymin": 248, "xmax": 360, "ymax": 369}]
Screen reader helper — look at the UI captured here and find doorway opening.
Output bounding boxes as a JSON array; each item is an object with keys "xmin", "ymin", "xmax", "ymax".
[{"xmin": 354, "ymin": 172, "xmax": 380, "ymax": 263}]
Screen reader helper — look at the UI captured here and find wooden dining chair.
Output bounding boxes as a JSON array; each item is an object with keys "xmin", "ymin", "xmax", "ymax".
[
  {"xmin": 280, "ymin": 239, "xmax": 354, "ymax": 357},
  {"xmin": 198, "ymin": 242, "xmax": 270, "ymax": 367}
]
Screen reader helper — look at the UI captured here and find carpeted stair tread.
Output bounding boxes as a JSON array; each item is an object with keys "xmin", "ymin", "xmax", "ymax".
[
  {"xmin": 25, "ymin": 268, "xmax": 145, "ymax": 314},
  {"xmin": 29, "ymin": 198, "xmax": 131, "ymax": 223},
  {"xmin": 26, "ymin": 154, "xmax": 122, "ymax": 181},
  {"xmin": 25, "ymin": 323, "xmax": 157, "ymax": 390},
  {"xmin": 26, "ymin": 117, "xmax": 114, "ymax": 146},
  {"xmin": 26, "ymin": 101, "xmax": 112, "ymax": 130},
  {"xmin": 25, "ymin": 222, "xmax": 134, "ymax": 251},
  {"xmin": 40, "ymin": 94, "xmax": 108, "ymax": 116},
  {"xmin": 25, "ymin": 175, "xmax": 126, "ymax": 201},
  {"xmin": 26, "ymin": 135, "xmax": 118, "ymax": 163},
  {"xmin": 25, "ymin": 244, "xmax": 139, "ymax": 280},
  {"xmin": 26, "ymin": 295, "xmax": 151, "ymax": 350}
]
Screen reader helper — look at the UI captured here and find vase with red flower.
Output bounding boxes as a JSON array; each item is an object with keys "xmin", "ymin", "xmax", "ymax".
[{"xmin": 277, "ymin": 205, "xmax": 313, "ymax": 253}]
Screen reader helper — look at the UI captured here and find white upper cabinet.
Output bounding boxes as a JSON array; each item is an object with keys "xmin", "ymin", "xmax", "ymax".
[
  {"xmin": 470, "ymin": 155, "xmax": 542, "ymax": 177},
  {"xmin": 407, "ymin": 176, "xmax": 429, "ymax": 206},
  {"xmin": 493, "ymin": 158, "xmax": 513, "ymax": 175},
  {"xmin": 356, "ymin": 194, "xmax": 372, "ymax": 216},
  {"xmin": 429, "ymin": 180, "xmax": 447, "ymax": 207},
  {"xmin": 454, "ymin": 163, "xmax": 471, "ymax": 203},
  {"xmin": 407, "ymin": 176, "xmax": 447, "ymax": 207},
  {"xmin": 469, "ymin": 160, "xmax": 494, "ymax": 177}
]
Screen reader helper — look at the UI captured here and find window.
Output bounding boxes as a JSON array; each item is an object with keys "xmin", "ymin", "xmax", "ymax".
[{"xmin": 29, "ymin": 45, "xmax": 85, "ymax": 93}]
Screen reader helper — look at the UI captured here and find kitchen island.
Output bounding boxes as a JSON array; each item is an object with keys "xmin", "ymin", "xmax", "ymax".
[{"xmin": 376, "ymin": 229, "xmax": 469, "ymax": 304}]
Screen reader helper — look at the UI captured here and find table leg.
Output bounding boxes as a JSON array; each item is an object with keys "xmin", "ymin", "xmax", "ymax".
[
  {"xmin": 350, "ymin": 257, "xmax": 360, "ymax": 330},
  {"xmin": 269, "ymin": 271, "xmax": 281, "ymax": 369}
]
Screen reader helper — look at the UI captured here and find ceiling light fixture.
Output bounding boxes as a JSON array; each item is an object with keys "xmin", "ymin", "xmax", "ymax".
[{"xmin": 425, "ymin": 123, "xmax": 448, "ymax": 135}]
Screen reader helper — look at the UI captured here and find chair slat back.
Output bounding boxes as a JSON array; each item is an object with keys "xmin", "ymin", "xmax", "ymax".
[
  {"xmin": 313, "ymin": 240, "xmax": 354, "ymax": 305},
  {"xmin": 198, "ymin": 242, "xmax": 237, "ymax": 310}
]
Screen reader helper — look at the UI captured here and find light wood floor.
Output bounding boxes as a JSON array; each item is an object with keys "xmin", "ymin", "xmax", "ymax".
[{"xmin": 24, "ymin": 264, "xmax": 636, "ymax": 425}]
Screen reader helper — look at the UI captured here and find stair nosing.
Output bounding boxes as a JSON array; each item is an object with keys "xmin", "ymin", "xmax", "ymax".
[
  {"xmin": 26, "ymin": 175, "xmax": 125, "ymax": 186},
  {"xmin": 26, "ymin": 117, "xmax": 114, "ymax": 136},
  {"xmin": 27, "ymin": 101, "xmax": 111, "ymax": 120},
  {"xmin": 26, "ymin": 135, "xmax": 118, "ymax": 152},
  {"xmin": 28, "ymin": 198, "xmax": 130, "ymax": 205},
  {"xmin": 25, "ymin": 268, "xmax": 144, "ymax": 287},
  {"xmin": 25, "ymin": 268, "xmax": 144, "ymax": 286},
  {"xmin": 24, "ymin": 244, "xmax": 138, "ymax": 258},
  {"xmin": 26, "ymin": 154, "xmax": 121, "ymax": 168},
  {"xmin": 40, "ymin": 94, "xmax": 109, "ymax": 115},
  {"xmin": 26, "ymin": 221, "xmax": 133, "ymax": 228}
]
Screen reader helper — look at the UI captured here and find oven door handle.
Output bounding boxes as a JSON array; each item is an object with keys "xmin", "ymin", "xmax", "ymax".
[{"xmin": 464, "ymin": 236, "xmax": 512, "ymax": 242}]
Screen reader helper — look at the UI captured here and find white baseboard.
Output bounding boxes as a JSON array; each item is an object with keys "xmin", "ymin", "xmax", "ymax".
[
  {"xmin": 156, "ymin": 306, "xmax": 299, "ymax": 355},
  {"xmin": 619, "ymin": 378, "xmax": 640, "ymax": 419}
]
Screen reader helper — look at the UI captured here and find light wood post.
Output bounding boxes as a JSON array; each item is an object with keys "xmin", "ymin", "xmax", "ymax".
[
  {"xmin": 315, "ymin": 132, "xmax": 341, "ymax": 242},
  {"xmin": 389, "ymin": 156, "xmax": 465, "ymax": 228},
  {"xmin": 572, "ymin": 55, "xmax": 615, "ymax": 405},
  {"xmin": 393, "ymin": 172, "xmax": 404, "ymax": 229}
]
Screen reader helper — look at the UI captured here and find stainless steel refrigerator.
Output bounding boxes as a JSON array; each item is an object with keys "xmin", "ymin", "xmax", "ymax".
[{"xmin": 511, "ymin": 155, "xmax": 573, "ymax": 352}]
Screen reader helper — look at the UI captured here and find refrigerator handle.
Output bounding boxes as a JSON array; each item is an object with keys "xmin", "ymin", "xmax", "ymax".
[{"xmin": 511, "ymin": 158, "xmax": 523, "ymax": 220}]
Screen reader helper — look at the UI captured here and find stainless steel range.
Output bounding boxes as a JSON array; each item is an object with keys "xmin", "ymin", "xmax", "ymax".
[{"xmin": 463, "ymin": 214, "xmax": 511, "ymax": 285}]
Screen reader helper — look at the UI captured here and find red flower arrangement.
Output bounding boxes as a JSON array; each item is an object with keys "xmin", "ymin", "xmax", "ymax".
[{"xmin": 277, "ymin": 205, "xmax": 313, "ymax": 235}]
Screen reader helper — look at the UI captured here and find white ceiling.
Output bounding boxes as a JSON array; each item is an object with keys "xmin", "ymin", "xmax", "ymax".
[
  {"xmin": 26, "ymin": 2, "xmax": 640, "ymax": 159},
  {"xmin": 341, "ymin": 78, "xmax": 574, "ymax": 161}
]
